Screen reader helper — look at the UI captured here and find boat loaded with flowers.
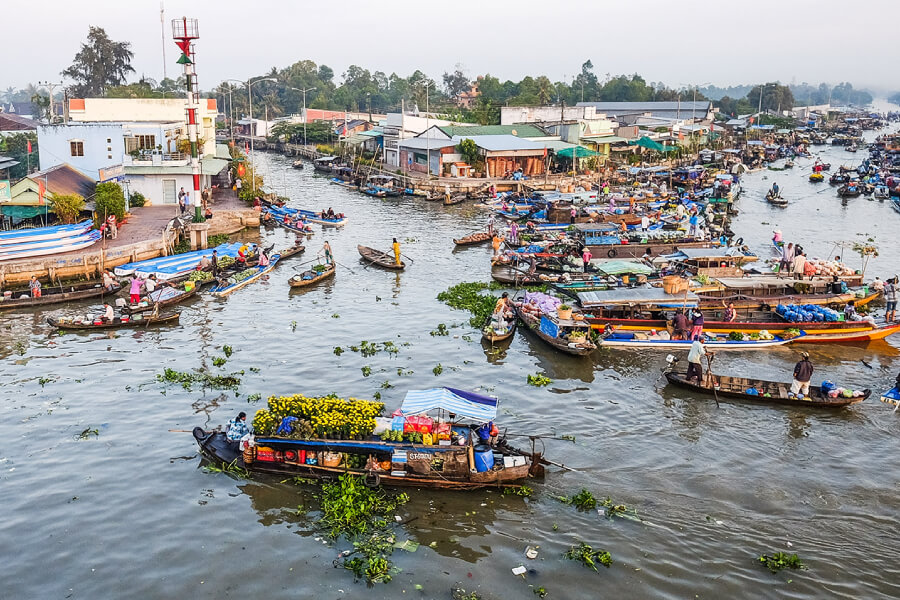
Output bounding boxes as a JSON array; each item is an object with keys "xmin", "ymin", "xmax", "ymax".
[{"xmin": 193, "ymin": 388, "xmax": 546, "ymax": 490}]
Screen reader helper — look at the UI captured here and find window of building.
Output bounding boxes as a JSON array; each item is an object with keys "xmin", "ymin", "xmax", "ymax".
[
  {"xmin": 70, "ymin": 141, "xmax": 84, "ymax": 157},
  {"xmin": 124, "ymin": 135, "xmax": 157, "ymax": 153},
  {"xmin": 108, "ymin": 155, "xmax": 112, "ymax": 160},
  {"xmin": 107, "ymin": 138, "xmax": 112, "ymax": 143}
]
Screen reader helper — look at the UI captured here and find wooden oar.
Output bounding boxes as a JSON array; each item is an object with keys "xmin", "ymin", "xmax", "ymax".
[
  {"xmin": 400, "ymin": 252, "xmax": 415, "ymax": 263},
  {"xmin": 332, "ymin": 260, "xmax": 356, "ymax": 275},
  {"xmin": 705, "ymin": 353, "xmax": 720, "ymax": 408}
]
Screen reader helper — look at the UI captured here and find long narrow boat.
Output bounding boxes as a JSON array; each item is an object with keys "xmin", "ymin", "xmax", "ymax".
[
  {"xmin": 121, "ymin": 285, "xmax": 198, "ymax": 314},
  {"xmin": 514, "ymin": 304, "xmax": 596, "ymax": 356},
  {"xmin": 115, "ymin": 243, "xmax": 244, "ymax": 277},
  {"xmin": 358, "ymin": 245, "xmax": 405, "ymax": 270},
  {"xmin": 444, "ymin": 194, "xmax": 467, "ymax": 206},
  {"xmin": 790, "ymin": 322, "xmax": 900, "ymax": 343},
  {"xmin": 0, "ymin": 220, "xmax": 92, "ymax": 245},
  {"xmin": 482, "ymin": 312, "xmax": 517, "ymax": 344},
  {"xmin": 585, "ymin": 315, "xmax": 880, "ymax": 336},
  {"xmin": 0, "ymin": 281, "xmax": 121, "ymax": 310},
  {"xmin": 453, "ymin": 232, "xmax": 491, "ymax": 246},
  {"xmin": 288, "ymin": 264, "xmax": 336, "ymax": 288},
  {"xmin": 48, "ymin": 311, "xmax": 181, "ymax": 330},
  {"xmin": 193, "ymin": 387, "xmax": 543, "ymax": 490},
  {"xmin": 210, "ymin": 254, "xmax": 281, "ymax": 297},
  {"xmin": 597, "ymin": 330, "xmax": 802, "ymax": 349},
  {"xmin": 664, "ymin": 370, "xmax": 869, "ymax": 408},
  {"xmin": 0, "ymin": 231, "xmax": 101, "ymax": 262},
  {"xmin": 0, "ymin": 229, "xmax": 98, "ymax": 253}
]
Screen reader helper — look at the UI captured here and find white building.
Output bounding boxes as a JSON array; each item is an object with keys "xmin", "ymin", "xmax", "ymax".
[{"xmin": 382, "ymin": 113, "xmax": 454, "ymax": 167}]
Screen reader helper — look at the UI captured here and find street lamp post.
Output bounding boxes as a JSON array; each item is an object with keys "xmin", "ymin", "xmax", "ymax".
[
  {"xmin": 415, "ymin": 80, "xmax": 434, "ymax": 176},
  {"xmin": 288, "ymin": 86, "xmax": 316, "ymax": 147},
  {"xmin": 37, "ymin": 81, "xmax": 63, "ymax": 124},
  {"xmin": 246, "ymin": 76, "xmax": 277, "ymax": 193}
]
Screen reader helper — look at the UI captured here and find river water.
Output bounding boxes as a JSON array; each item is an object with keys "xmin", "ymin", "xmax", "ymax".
[{"xmin": 3, "ymin": 116, "xmax": 900, "ymax": 600}]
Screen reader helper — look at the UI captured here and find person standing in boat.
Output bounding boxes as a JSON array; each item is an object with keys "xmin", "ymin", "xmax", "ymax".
[
  {"xmin": 791, "ymin": 352, "xmax": 814, "ymax": 397},
  {"xmin": 779, "ymin": 242, "xmax": 795, "ymax": 275},
  {"xmin": 321, "ymin": 241, "xmax": 334, "ymax": 266},
  {"xmin": 689, "ymin": 309, "xmax": 705, "ymax": 340},
  {"xmin": 771, "ymin": 182, "xmax": 779, "ymax": 197},
  {"xmin": 487, "ymin": 214, "xmax": 495, "ymax": 237},
  {"xmin": 102, "ymin": 270, "xmax": 116, "ymax": 292},
  {"xmin": 29, "ymin": 275, "xmax": 41, "ymax": 298},
  {"xmin": 144, "ymin": 275, "xmax": 157, "ymax": 295},
  {"xmin": 392, "ymin": 238, "xmax": 402, "ymax": 266},
  {"xmin": 129, "ymin": 276, "xmax": 143, "ymax": 305},
  {"xmin": 721, "ymin": 301, "xmax": 737, "ymax": 323},
  {"xmin": 102, "ymin": 302, "xmax": 115, "ymax": 323},
  {"xmin": 686, "ymin": 337, "xmax": 709, "ymax": 384},
  {"xmin": 673, "ymin": 309, "xmax": 689, "ymax": 340},
  {"xmin": 509, "ymin": 221, "xmax": 519, "ymax": 245},
  {"xmin": 791, "ymin": 251, "xmax": 807, "ymax": 279},
  {"xmin": 225, "ymin": 412, "xmax": 250, "ymax": 449},
  {"xmin": 582, "ymin": 246, "xmax": 592, "ymax": 272},
  {"xmin": 884, "ymin": 278, "xmax": 897, "ymax": 323},
  {"xmin": 211, "ymin": 250, "xmax": 219, "ymax": 278}
]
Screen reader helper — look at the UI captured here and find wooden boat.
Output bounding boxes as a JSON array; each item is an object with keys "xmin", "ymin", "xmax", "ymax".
[
  {"xmin": 514, "ymin": 303, "xmax": 596, "ymax": 356},
  {"xmin": 809, "ymin": 172, "xmax": 825, "ymax": 182},
  {"xmin": 292, "ymin": 159, "xmax": 304, "ymax": 169},
  {"xmin": 453, "ymin": 232, "xmax": 492, "ymax": 246},
  {"xmin": 0, "ymin": 220, "xmax": 92, "ymax": 246},
  {"xmin": 122, "ymin": 285, "xmax": 198, "ymax": 314},
  {"xmin": 0, "ymin": 231, "xmax": 101, "ymax": 262},
  {"xmin": 358, "ymin": 245, "xmax": 405, "ymax": 270},
  {"xmin": 444, "ymin": 194, "xmax": 467, "ymax": 206},
  {"xmin": 482, "ymin": 312, "xmax": 517, "ymax": 344},
  {"xmin": 288, "ymin": 264, "xmax": 335, "ymax": 288},
  {"xmin": 585, "ymin": 313, "xmax": 879, "ymax": 336},
  {"xmin": 879, "ymin": 386, "xmax": 900, "ymax": 408},
  {"xmin": 597, "ymin": 329, "xmax": 802, "ymax": 349},
  {"xmin": 210, "ymin": 254, "xmax": 281, "ymax": 297},
  {"xmin": 766, "ymin": 191, "xmax": 788, "ymax": 206},
  {"xmin": 790, "ymin": 322, "xmax": 900, "ymax": 343},
  {"xmin": 837, "ymin": 184, "xmax": 861, "ymax": 198},
  {"xmin": 664, "ymin": 370, "xmax": 869, "ymax": 408},
  {"xmin": 586, "ymin": 239, "xmax": 717, "ymax": 260},
  {"xmin": 193, "ymin": 387, "xmax": 543, "ymax": 490},
  {"xmin": 0, "ymin": 281, "xmax": 121, "ymax": 310},
  {"xmin": 48, "ymin": 311, "xmax": 181, "ymax": 330}
]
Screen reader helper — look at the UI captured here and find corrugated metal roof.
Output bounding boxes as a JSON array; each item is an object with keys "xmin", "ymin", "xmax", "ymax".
[
  {"xmin": 215, "ymin": 143, "xmax": 232, "ymax": 160},
  {"xmin": 450, "ymin": 134, "xmax": 546, "ymax": 152},
  {"xmin": 577, "ymin": 101, "xmax": 711, "ymax": 111},
  {"xmin": 581, "ymin": 136, "xmax": 629, "ymax": 145},
  {"xmin": 0, "ymin": 113, "xmax": 38, "ymax": 131},
  {"xmin": 398, "ymin": 138, "xmax": 457, "ymax": 151},
  {"xmin": 438, "ymin": 124, "xmax": 548, "ymax": 138},
  {"xmin": 28, "ymin": 163, "xmax": 96, "ymax": 198}
]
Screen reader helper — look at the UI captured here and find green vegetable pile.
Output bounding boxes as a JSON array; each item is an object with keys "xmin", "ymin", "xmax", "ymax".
[{"xmin": 527, "ymin": 373, "xmax": 552, "ymax": 387}]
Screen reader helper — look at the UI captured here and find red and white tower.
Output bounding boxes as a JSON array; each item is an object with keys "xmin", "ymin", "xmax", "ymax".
[{"xmin": 171, "ymin": 17, "xmax": 203, "ymax": 221}]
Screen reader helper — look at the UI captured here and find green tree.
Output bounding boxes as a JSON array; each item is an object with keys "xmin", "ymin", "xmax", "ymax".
[
  {"xmin": 62, "ymin": 26, "xmax": 135, "ymax": 96},
  {"xmin": 93, "ymin": 182, "xmax": 126, "ymax": 225},
  {"xmin": 457, "ymin": 138, "xmax": 479, "ymax": 165},
  {"xmin": 442, "ymin": 64, "xmax": 471, "ymax": 99},
  {"xmin": 49, "ymin": 194, "xmax": 85, "ymax": 224}
]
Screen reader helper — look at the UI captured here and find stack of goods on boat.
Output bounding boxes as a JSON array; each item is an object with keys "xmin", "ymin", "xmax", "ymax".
[
  {"xmin": 195, "ymin": 388, "xmax": 539, "ymax": 489},
  {"xmin": 0, "ymin": 220, "xmax": 101, "ymax": 262},
  {"xmin": 514, "ymin": 291, "xmax": 596, "ymax": 355}
]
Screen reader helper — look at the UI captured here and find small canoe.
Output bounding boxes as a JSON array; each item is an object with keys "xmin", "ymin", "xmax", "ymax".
[
  {"xmin": 454, "ymin": 232, "xmax": 492, "ymax": 246},
  {"xmin": 122, "ymin": 285, "xmax": 198, "ymax": 314},
  {"xmin": 444, "ymin": 194, "xmax": 467, "ymax": 206},
  {"xmin": 514, "ymin": 304, "xmax": 596, "ymax": 356},
  {"xmin": 48, "ymin": 311, "xmax": 181, "ymax": 330},
  {"xmin": 482, "ymin": 312, "xmax": 517, "ymax": 344},
  {"xmin": 210, "ymin": 254, "xmax": 281, "ymax": 297},
  {"xmin": 598, "ymin": 330, "xmax": 802, "ymax": 349},
  {"xmin": 879, "ymin": 386, "xmax": 900, "ymax": 408},
  {"xmin": 766, "ymin": 192, "xmax": 788, "ymax": 206},
  {"xmin": 289, "ymin": 264, "xmax": 336, "ymax": 288},
  {"xmin": 292, "ymin": 160, "xmax": 304, "ymax": 169},
  {"xmin": 358, "ymin": 245, "xmax": 405, "ymax": 270},
  {"xmin": 665, "ymin": 370, "xmax": 869, "ymax": 408}
]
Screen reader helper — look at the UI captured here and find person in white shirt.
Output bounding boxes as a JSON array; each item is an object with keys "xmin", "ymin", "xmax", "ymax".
[
  {"xmin": 686, "ymin": 338, "xmax": 710, "ymax": 383},
  {"xmin": 103, "ymin": 303, "xmax": 115, "ymax": 323},
  {"xmin": 641, "ymin": 215, "xmax": 650, "ymax": 231},
  {"xmin": 144, "ymin": 275, "xmax": 157, "ymax": 294}
]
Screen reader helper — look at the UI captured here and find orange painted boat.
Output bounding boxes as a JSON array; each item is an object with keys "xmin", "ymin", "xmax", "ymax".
[{"xmin": 792, "ymin": 322, "xmax": 900, "ymax": 344}]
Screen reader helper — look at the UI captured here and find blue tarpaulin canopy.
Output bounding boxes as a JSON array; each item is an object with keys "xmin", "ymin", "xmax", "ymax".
[{"xmin": 401, "ymin": 388, "xmax": 498, "ymax": 421}]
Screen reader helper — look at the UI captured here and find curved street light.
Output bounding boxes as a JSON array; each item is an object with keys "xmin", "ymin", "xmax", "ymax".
[{"xmin": 288, "ymin": 86, "xmax": 316, "ymax": 147}]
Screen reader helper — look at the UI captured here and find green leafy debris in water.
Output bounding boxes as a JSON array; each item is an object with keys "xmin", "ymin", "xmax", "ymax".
[
  {"xmin": 759, "ymin": 552, "xmax": 805, "ymax": 573},
  {"xmin": 533, "ymin": 586, "xmax": 548, "ymax": 598},
  {"xmin": 380, "ymin": 380, "xmax": 393, "ymax": 389},
  {"xmin": 437, "ymin": 282, "xmax": 498, "ymax": 328},
  {"xmin": 564, "ymin": 542, "xmax": 612, "ymax": 571},
  {"xmin": 361, "ymin": 366, "xmax": 372, "ymax": 377},
  {"xmin": 560, "ymin": 434, "xmax": 576, "ymax": 442},
  {"xmin": 600, "ymin": 496, "xmax": 637, "ymax": 520},
  {"xmin": 451, "ymin": 586, "xmax": 484, "ymax": 600},
  {"xmin": 333, "ymin": 346, "xmax": 344, "ymax": 356},
  {"xmin": 432, "ymin": 363, "xmax": 443, "ymax": 376},
  {"xmin": 430, "ymin": 323, "xmax": 449, "ymax": 336},
  {"xmin": 212, "ymin": 356, "xmax": 226, "ymax": 368},
  {"xmin": 222, "ymin": 345, "xmax": 233, "ymax": 358},
  {"xmin": 556, "ymin": 489, "xmax": 597, "ymax": 510},
  {"xmin": 75, "ymin": 427, "xmax": 99, "ymax": 440},
  {"xmin": 156, "ymin": 367, "xmax": 243, "ymax": 391},
  {"xmin": 38, "ymin": 376, "xmax": 55, "ymax": 388},
  {"xmin": 527, "ymin": 373, "xmax": 552, "ymax": 387},
  {"xmin": 332, "ymin": 313, "xmax": 340, "ymax": 319},
  {"xmin": 246, "ymin": 393, "xmax": 262, "ymax": 403},
  {"xmin": 290, "ymin": 320, "xmax": 297, "ymax": 332},
  {"xmin": 203, "ymin": 458, "xmax": 248, "ymax": 479},
  {"xmin": 501, "ymin": 485, "xmax": 533, "ymax": 497}
]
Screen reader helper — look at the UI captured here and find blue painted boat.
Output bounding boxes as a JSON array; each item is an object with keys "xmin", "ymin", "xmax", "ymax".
[
  {"xmin": 598, "ymin": 330, "xmax": 803, "ymax": 349},
  {"xmin": 0, "ymin": 220, "xmax": 93, "ymax": 245},
  {"xmin": 115, "ymin": 243, "xmax": 244, "ymax": 277},
  {"xmin": 0, "ymin": 231, "xmax": 101, "ymax": 262}
]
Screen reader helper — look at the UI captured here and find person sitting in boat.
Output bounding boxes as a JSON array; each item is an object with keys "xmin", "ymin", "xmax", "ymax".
[
  {"xmin": 144, "ymin": 275, "xmax": 158, "ymax": 295},
  {"xmin": 672, "ymin": 310, "xmax": 689, "ymax": 340},
  {"xmin": 844, "ymin": 300, "xmax": 877, "ymax": 327},
  {"xmin": 204, "ymin": 207, "xmax": 213, "ymax": 220},
  {"xmin": 102, "ymin": 270, "xmax": 116, "ymax": 292},
  {"xmin": 102, "ymin": 302, "xmax": 115, "ymax": 323},
  {"xmin": 494, "ymin": 292, "xmax": 514, "ymax": 320},
  {"xmin": 258, "ymin": 248, "xmax": 270, "ymax": 267},
  {"xmin": 237, "ymin": 244, "xmax": 250, "ymax": 265},
  {"xmin": 686, "ymin": 338, "xmax": 710, "ymax": 384},
  {"xmin": 225, "ymin": 412, "xmax": 250, "ymax": 449},
  {"xmin": 791, "ymin": 352, "xmax": 814, "ymax": 397},
  {"xmin": 327, "ymin": 207, "xmax": 335, "ymax": 219}
]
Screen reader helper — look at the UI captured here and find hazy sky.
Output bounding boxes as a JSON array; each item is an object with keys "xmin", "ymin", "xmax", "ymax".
[{"xmin": 5, "ymin": 0, "xmax": 895, "ymax": 93}]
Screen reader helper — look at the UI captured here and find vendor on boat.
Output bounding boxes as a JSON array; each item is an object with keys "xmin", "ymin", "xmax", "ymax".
[
  {"xmin": 690, "ymin": 309, "xmax": 705, "ymax": 340},
  {"xmin": 673, "ymin": 309, "xmax": 689, "ymax": 340},
  {"xmin": 392, "ymin": 238, "xmax": 402, "ymax": 266},
  {"xmin": 144, "ymin": 275, "xmax": 157, "ymax": 295},
  {"xmin": 258, "ymin": 248, "xmax": 270, "ymax": 267},
  {"xmin": 686, "ymin": 338, "xmax": 710, "ymax": 384},
  {"xmin": 494, "ymin": 292, "xmax": 514, "ymax": 319},
  {"xmin": 721, "ymin": 301, "xmax": 736, "ymax": 323},
  {"xmin": 792, "ymin": 352, "xmax": 814, "ymax": 397},
  {"xmin": 102, "ymin": 302, "xmax": 115, "ymax": 323},
  {"xmin": 102, "ymin": 270, "xmax": 116, "ymax": 292},
  {"xmin": 771, "ymin": 182, "xmax": 780, "ymax": 196},
  {"xmin": 211, "ymin": 250, "xmax": 219, "ymax": 278},
  {"xmin": 225, "ymin": 412, "xmax": 250, "ymax": 449},
  {"xmin": 29, "ymin": 275, "xmax": 41, "ymax": 298},
  {"xmin": 844, "ymin": 300, "xmax": 876, "ymax": 327},
  {"xmin": 129, "ymin": 276, "xmax": 142, "ymax": 305},
  {"xmin": 321, "ymin": 241, "xmax": 334, "ymax": 265},
  {"xmin": 884, "ymin": 278, "xmax": 897, "ymax": 323},
  {"xmin": 237, "ymin": 244, "xmax": 250, "ymax": 264}
]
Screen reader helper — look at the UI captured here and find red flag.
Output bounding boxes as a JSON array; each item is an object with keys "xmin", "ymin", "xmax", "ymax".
[
  {"xmin": 38, "ymin": 180, "xmax": 45, "ymax": 205},
  {"xmin": 27, "ymin": 140, "xmax": 32, "ymax": 154},
  {"xmin": 244, "ymin": 141, "xmax": 249, "ymax": 154}
]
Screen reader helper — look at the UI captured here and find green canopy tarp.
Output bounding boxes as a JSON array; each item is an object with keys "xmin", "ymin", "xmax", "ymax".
[
  {"xmin": 556, "ymin": 146, "xmax": 599, "ymax": 158},
  {"xmin": 1, "ymin": 205, "xmax": 46, "ymax": 219},
  {"xmin": 628, "ymin": 136, "xmax": 678, "ymax": 152}
]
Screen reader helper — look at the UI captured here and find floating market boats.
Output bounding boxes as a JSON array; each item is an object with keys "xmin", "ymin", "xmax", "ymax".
[
  {"xmin": 114, "ymin": 243, "xmax": 246, "ymax": 279},
  {"xmin": 809, "ymin": 172, "xmax": 825, "ymax": 182},
  {"xmin": 790, "ymin": 322, "xmax": 900, "ymax": 344},
  {"xmin": 288, "ymin": 263, "xmax": 335, "ymax": 288},
  {"xmin": 879, "ymin": 386, "xmax": 900, "ymax": 409},
  {"xmin": 0, "ymin": 220, "xmax": 92, "ymax": 245},
  {"xmin": 358, "ymin": 245, "xmax": 405, "ymax": 270},
  {"xmin": 482, "ymin": 312, "xmax": 517, "ymax": 344},
  {"xmin": 48, "ymin": 311, "xmax": 181, "ymax": 330},
  {"xmin": 514, "ymin": 297, "xmax": 596, "ymax": 356},
  {"xmin": 0, "ymin": 230, "xmax": 102, "ymax": 262},
  {"xmin": 664, "ymin": 367, "xmax": 869, "ymax": 408},
  {"xmin": 210, "ymin": 253, "xmax": 281, "ymax": 297},
  {"xmin": 453, "ymin": 232, "xmax": 492, "ymax": 246},
  {"xmin": 193, "ymin": 388, "xmax": 543, "ymax": 490},
  {"xmin": 597, "ymin": 329, "xmax": 801, "ymax": 349},
  {"xmin": 0, "ymin": 280, "xmax": 121, "ymax": 310},
  {"xmin": 121, "ymin": 285, "xmax": 198, "ymax": 314}
]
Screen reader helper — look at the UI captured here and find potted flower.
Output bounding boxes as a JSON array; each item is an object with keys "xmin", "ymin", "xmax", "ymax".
[{"xmin": 557, "ymin": 304, "xmax": 573, "ymax": 320}]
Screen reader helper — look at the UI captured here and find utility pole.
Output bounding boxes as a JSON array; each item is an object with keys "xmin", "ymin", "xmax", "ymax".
[
  {"xmin": 159, "ymin": 2, "xmax": 167, "ymax": 86},
  {"xmin": 38, "ymin": 81, "xmax": 62, "ymax": 124},
  {"xmin": 246, "ymin": 76, "xmax": 277, "ymax": 192},
  {"xmin": 288, "ymin": 86, "xmax": 316, "ymax": 148}
]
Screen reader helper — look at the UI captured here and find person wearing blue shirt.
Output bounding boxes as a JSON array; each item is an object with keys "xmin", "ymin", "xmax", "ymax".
[{"xmin": 226, "ymin": 412, "xmax": 250, "ymax": 447}]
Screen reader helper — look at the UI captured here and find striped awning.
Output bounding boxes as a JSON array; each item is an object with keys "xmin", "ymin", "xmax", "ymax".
[{"xmin": 401, "ymin": 388, "xmax": 498, "ymax": 421}]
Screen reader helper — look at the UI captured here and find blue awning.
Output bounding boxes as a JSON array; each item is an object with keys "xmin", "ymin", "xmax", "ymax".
[{"xmin": 401, "ymin": 387, "xmax": 498, "ymax": 421}]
